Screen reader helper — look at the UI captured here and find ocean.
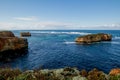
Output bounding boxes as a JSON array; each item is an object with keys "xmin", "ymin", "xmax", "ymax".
[{"xmin": 0, "ymin": 30, "xmax": 120, "ymax": 73}]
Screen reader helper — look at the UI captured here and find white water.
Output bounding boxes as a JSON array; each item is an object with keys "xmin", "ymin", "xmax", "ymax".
[
  {"xmin": 102, "ymin": 41, "xmax": 120, "ymax": 44},
  {"xmin": 64, "ymin": 41, "xmax": 76, "ymax": 44},
  {"xmin": 64, "ymin": 41, "xmax": 120, "ymax": 45},
  {"xmin": 30, "ymin": 31, "xmax": 91, "ymax": 35}
]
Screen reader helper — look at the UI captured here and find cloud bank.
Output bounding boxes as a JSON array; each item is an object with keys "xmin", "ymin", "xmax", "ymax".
[
  {"xmin": 0, "ymin": 21, "xmax": 120, "ymax": 30},
  {"xmin": 0, "ymin": 21, "xmax": 73, "ymax": 30},
  {"xmin": 0, "ymin": 16, "xmax": 120, "ymax": 30}
]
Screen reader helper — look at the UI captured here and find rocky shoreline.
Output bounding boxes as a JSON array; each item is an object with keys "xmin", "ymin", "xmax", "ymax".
[
  {"xmin": 0, "ymin": 31, "xmax": 28, "ymax": 61},
  {"xmin": 0, "ymin": 31, "xmax": 119, "ymax": 80},
  {"xmin": 0, "ymin": 67, "xmax": 120, "ymax": 80}
]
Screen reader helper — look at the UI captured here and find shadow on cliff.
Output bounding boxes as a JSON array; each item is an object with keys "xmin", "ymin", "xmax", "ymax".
[{"xmin": 0, "ymin": 47, "xmax": 28, "ymax": 62}]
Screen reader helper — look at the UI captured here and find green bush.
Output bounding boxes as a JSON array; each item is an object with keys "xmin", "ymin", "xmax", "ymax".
[{"xmin": 109, "ymin": 74, "xmax": 120, "ymax": 80}]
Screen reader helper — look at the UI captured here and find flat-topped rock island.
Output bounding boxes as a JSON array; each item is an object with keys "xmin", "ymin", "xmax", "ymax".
[{"xmin": 75, "ymin": 33, "xmax": 112, "ymax": 44}]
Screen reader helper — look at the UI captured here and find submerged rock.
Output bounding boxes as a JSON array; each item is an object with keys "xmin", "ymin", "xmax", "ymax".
[
  {"xmin": 0, "ymin": 31, "xmax": 28, "ymax": 61},
  {"xmin": 75, "ymin": 33, "xmax": 112, "ymax": 44},
  {"xmin": 20, "ymin": 32, "xmax": 31, "ymax": 37}
]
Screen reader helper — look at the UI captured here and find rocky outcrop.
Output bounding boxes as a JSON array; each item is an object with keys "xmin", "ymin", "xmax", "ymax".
[
  {"xmin": 0, "ymin": 31, "xmax": 28, "ymax": 61},
  {"xmin": 0, "ymin": 31, "xmax": 15, "ymax": 37},
  {"xmin": 20, "ymin": 32, "xmax": 31, "ymax": 37},
  {"xmin": 75, "ymin": 33, "xmax": 112, "ymax": 44},
  {"xmin": 0, "ymin": 37, "xmax": 28, "ymax": 52}
]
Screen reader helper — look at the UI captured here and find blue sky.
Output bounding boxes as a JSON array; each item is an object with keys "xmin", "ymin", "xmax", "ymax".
[{"xmin": 0, "ymin": 0, "xmax": 120, "ymax": 30}]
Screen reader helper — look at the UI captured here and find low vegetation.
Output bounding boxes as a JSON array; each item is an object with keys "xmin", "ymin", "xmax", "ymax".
[{"xmin": 0, "ymin": 67, "xmax": 120, "ymax": 80}]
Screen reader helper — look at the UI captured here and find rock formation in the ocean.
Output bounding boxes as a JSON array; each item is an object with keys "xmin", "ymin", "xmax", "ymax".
[
  {"xmin": 75, "ymin": 33, "xmax": 112, "ymax": 44},
  {"xmin": 20, "ymin": 32, "xmax": 31, "ymax": 37},
  {"xmin": 0, "ymin": 31, "xmax": 28, "ymax": 61}
]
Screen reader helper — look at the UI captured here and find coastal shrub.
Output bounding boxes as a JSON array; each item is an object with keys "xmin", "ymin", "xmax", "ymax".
[
  {"xmin": 14, "ymin": 73, "xmax": 35, "ymax": 80},
  {"xmin": 16, "ymin": 70, "xmax": 60, "ymax": 80},
  {"xmin": 87, "ymin": 68, "xmax": 107, "ymax": 80},
  {"xmin": 80, "ymin": 69, "xmax": 88, "ymax": 77},
  {"xmin": 2, "ymin": 67, "xmax": 120, "ymax": 80},
  {"xmin": 61, "ymin": 67, "xmax": 79, "ymax": 77},
  {"xmin": 38, "ymin": 71, "xmax": 60, "ymax": 80},
  {"xmin": 109, "ymin": 74, "xmax": 120, "ymax": 80},
  {"xmin": 0, "ymin": 68, "xmax": 21, "ymax": 80}
]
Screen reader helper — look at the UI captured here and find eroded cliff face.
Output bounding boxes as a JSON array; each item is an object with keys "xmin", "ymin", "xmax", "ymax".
[
  {"xmin": 0, "ymin": 31, "xmax": 28, "ymax": 61},
  {"xmin": 75, "ymin": 33, "xmax": 112, "ymax": 44},
  {"xmin": 0, "ymin": 37, "xmax": 28, "ymax": 52}
]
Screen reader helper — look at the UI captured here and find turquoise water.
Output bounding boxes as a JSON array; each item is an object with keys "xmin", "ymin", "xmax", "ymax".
[{"xmin": 1, "ymin": 30, "xmax": 120, "ymax": 73}]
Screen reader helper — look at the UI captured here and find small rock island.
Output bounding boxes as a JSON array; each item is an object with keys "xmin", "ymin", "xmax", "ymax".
[
  {"xmin": 0, "ymin": 31, "xmax": 28, "ymax": 61},
  {"xmin": 20, "ymin": 32, "xmax": 31, "ymax": 37},
  {"xmin": 75, "ymin": 33, "xmax": 112, "ymax": 44}
]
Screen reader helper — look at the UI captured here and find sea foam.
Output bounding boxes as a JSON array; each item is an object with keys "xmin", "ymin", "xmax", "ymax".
[
  {"xmin": 64, "ymin": 41, "xmax": 76, "ymax": 44},
  {"xmin": 30, "ymin": 31, "xmax": 91, "ymax": 35}
]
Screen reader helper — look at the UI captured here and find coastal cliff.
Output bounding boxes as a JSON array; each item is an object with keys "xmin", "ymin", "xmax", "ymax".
[{"xmin": 0, "ymin": 31, "xmax": 28, "ymax": 61}]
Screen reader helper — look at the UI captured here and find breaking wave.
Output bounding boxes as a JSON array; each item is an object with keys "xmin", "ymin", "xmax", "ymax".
[
  {"xmin": 64, "ymin": 41, "xmax": 76, "ymax": 44},
  {"xmin": 30, "ymin": 31, "xmax": 91, "ymax": 35},
  {"xmin": 64, "ymin": 41, "xmax": 120, "ymax": 45}
]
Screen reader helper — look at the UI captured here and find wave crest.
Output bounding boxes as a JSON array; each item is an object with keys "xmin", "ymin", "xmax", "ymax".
[
  {"xmin": 30, "ymin": 31, "xmax": 91, "ymax": 35},
  {"xmin": 64, "ymin": 42, "xmax": 76, "ymax": 44}
]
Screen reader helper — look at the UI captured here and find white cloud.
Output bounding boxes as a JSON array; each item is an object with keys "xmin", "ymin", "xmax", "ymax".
[
  {"xmin": 13, "ymin": 16, "xmax": 37, "ymax": 21},
  {"xmin": 0, "ymin": 22, "xmax": 17, "ymax": 30},
  {"xmin": 0, "ymin": 21, "xmax": 120, "ymax": 30},
  {"xmin": 0, "ymin": 21, "xmax": 73, "ymax": 30}
]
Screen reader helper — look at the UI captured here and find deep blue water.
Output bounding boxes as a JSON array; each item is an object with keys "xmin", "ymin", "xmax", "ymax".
[{"xmin": 1, "ymin": 30, "xmax": 120, "ymax": 73}]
